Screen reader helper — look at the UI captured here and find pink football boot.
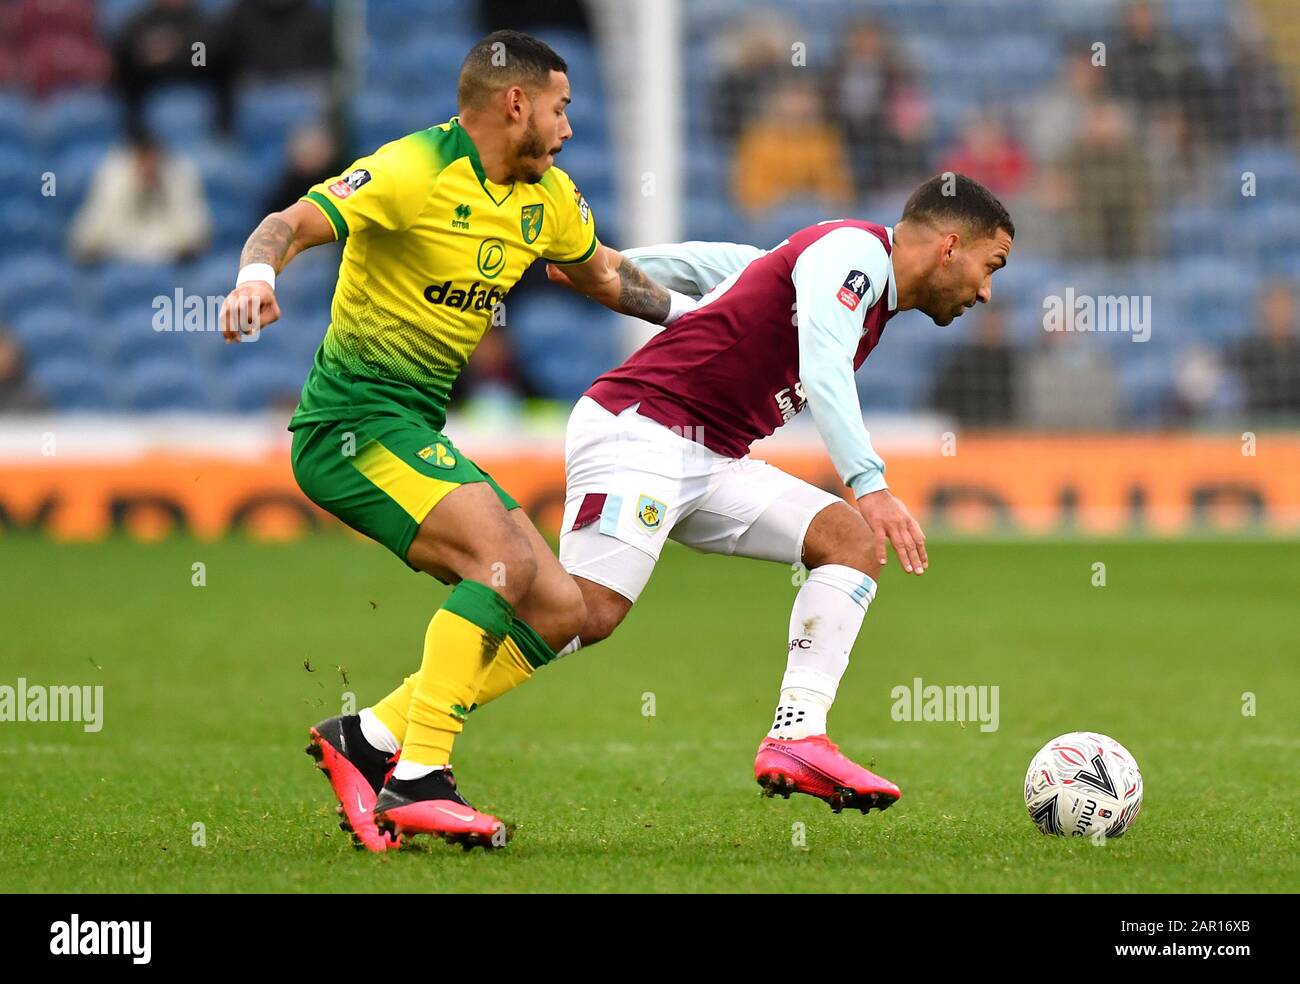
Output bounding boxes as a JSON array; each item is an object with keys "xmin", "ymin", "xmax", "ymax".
[
  {"xmin": 373, "ymin": 770, "xmax": 510, "ymax": 851},
  {"xmin": 306, "ymin": 715, "xmax": 400, "ymax": 852},
  {"xmin": 755, "ymin": 735, "xmax": 901, "ymax": 813}
]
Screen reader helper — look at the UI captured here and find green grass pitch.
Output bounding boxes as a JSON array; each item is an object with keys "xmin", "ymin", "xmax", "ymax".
[{"xmin": 1, "ymin": 536, "xmax": 1296, "ymax": 893}]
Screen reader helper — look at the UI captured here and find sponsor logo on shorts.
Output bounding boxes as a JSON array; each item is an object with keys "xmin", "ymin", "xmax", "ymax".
[
  {"xmin": 635, "ymin": 494, "xmax": 666, "ymax": 531},
  {"xmin": 837, "ymin": 269, "xmax": 869, "ymax": 310},
  {"xmin": 328, "ymin": 168, "xmax": 371, "ymax": 199},
  {"xmin": 417, "ymin": 443, "xmax": 457, "ymax": 469}
]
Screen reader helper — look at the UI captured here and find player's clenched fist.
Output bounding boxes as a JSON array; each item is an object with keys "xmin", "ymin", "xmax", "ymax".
[
  {"xmin": 856, "ymin": 488, "xmax": 928, "ymax": 576},
  {"xmin": 220, "ymin": 281, "xmax": 280, "ymax": 342}
]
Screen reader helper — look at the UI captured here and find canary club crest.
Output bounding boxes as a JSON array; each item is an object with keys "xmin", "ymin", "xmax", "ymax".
[
  {"xmin": 636, "ymin": 494, "xmax": 666, "ymax": 531},
  {"xmin": 417, "ymin": 443, "xmax": 457, "ymax": 469},
  {"xmin": 521, "ymin": 203, "xmax": 544, "ymax": 244}
]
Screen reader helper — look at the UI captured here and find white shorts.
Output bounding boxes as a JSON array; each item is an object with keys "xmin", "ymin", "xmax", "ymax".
[{"xmin": 559, "ymin": 396, "xmax": 843, "ymax": 602}]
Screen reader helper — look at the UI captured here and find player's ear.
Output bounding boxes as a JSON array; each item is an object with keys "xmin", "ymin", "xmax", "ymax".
[
  {"xmin": 940, "ymin": 231, "xmax": 960, "ymax": 264},
  {"xmin": 503, "ymin": 84, "xmax": 527, "ymax": 123}
]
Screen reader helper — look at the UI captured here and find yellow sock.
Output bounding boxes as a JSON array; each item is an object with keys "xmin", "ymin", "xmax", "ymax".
[
  {"xmin": 473, "ymin": 635, "xmax": 535, "ymax": 708},
  {"xmin": 368, "ymin": 617, "xmax": 555, "ymax": 743},
  {"xmin": 371, "ymin": 672, "xmax": 417, "ymax": 742},
  {"xmin": 401, "ymin": 581, "xmax": 513, "ymax": 768}
]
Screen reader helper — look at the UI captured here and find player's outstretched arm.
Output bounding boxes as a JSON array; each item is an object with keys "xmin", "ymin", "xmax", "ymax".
[
  {"xmin": 546, "ymin": 244, "xmax": 696, "ymax": 325},
  {"xmin": 220, "ymin": 201, "xmax": 336, "ymax": 342}
]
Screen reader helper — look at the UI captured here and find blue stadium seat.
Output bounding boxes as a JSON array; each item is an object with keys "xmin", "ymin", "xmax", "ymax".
[
  {"xmin": 684, "ymin": 143, "xmax": 730, "ymax": 202},
  {"xmin": 36, "ymin": 91, "xmax": 122, "ymax": 154},
  {"xmin": 682, "ymin": 197, "xmax": 744, "ymax": 244},
  {"xmin": 50, "ymin": 143, "xmax": 108, "ymax": 217},
  {"xmin": 1117, "ymin": 355, "xmax": 1175, "ymax": 426},
  {"xmin": 1235, "ymin": 202, "xmax": 1300, "ymax": 270},
  {"xmin": 0, "ymin": 255, "xmax": 76, "ymax": 316},
  {"xmin": 553, "ymin": 143, "xmax": 611, "ymax": 199},
  {"xmin": 215, "ymin": 359, "xmax": 308, "ymax": 411},
  {"xmin": 365, "ymin": 1, "xmax": 473, "ymax": 44},
  {"xmin": 1219, "ymin": 144, "xmax": 1300, "ymax": 206},
  {"xmin": 119, "ymin": 357, "xmax": 215, "ymax": 411},
  {"xmin": 29, "ymin": 356, "xmax": 112, "ymax": 410},
  {"xmin": 0, "ymin": 94, "xmax": 32, "ymax": 152},
  {"xmin": 0, "ymin": 198, "xmax": 64, "ymax": 254},
  {"xmin": 86, "ymin": 262, "xmax": 181, "ymax": 319},
  {"xmin": 145, "ymin": 86, "xmax": 219, "ymax": 147},
  {"xmin": 1161, "ymin": 203, "xmax": 1231, "ymax": 258},
  {"xmin": 12, "ymin": 306, "xmax": 85, "ymax": 362},
  {"xmin": 507, "ymin": 291, "xmax": 622, "ymax": 398}
]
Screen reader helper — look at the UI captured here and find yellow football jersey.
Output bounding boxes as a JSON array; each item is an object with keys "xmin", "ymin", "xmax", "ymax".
[{"xmin": 292, "ymin": 116, "xmax": 598, "ymax": 427}]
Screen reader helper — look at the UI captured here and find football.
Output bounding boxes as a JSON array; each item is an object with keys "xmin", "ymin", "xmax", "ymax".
[{"xmin": 1024, "ymin": 732, "xmax": 1143, "ymax": 839}]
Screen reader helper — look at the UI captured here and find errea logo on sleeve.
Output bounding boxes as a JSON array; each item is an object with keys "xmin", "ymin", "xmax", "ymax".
[{"xmin": 836, "ymin": 270, "xmax": 870, "ymax": 311}]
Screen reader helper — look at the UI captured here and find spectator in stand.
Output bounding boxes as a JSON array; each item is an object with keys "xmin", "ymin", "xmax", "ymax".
[
  {"xmin": 1229, "ymin": 282, "xmax": 1300, "ymax": 418},
  {"xmin": 710, "ymin": 12, "xmax": 803, "ymax": 146},
  {"xmin": 929, "ymin": 302, "xmax": 1018, "ymax": 427},
  {"xmin": 215, "ymin": 0, "xmax": 335, "ymax": 86},
  {"xmin": 733, "ymin": 79, "xmax": 853, "ymax": 215},
  {"xmin": 1020, "ymin": 307, "xmax": 1120, "ymax": 430},
  {"xmin": 68, "ymin": 129, "xmax": 211, "ymax": 264},
  {"xmin": 1169, "ymin": 345, "xmax": 1241, "ymax": 426},
  {"xmin": 0, "ymin": 329, "xmax": 48, "ymax": 413},
  {"xmin": 823, "ymin": 18, "xmax": 930, "ymax": 194},
  {"xmin": 1022, "ymin": 46, "xmax": 1105, "ymax": 165},
  {"xmin": 2, "ymin": 0, "xmax": 109, "ymax": 98},
  {"xmin": 937, "ymin": 115, "xmax": 1030, "ymax": 201},
  {"xmin": 1053, "ymin": 99, "xmax": 1154, "ymax": 259},
  {"xmin": 261, "ymin": 122, "xmax": 347, "ymax": 216},
  {"xmin": 1213, "ymin": 19, "xmax": 1293, "ymax": 145},
  {"xmin": 112, "ymin": 0, "xmax": 225, "ymax": 133},
  {"xmin": 1104, "ymin": 0, "xmax": 1211, "ymax": 128}
]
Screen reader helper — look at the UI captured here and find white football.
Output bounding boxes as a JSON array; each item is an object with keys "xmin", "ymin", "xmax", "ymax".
[{"xmin": 1024, "ymin": 732, "xmax": 1143, "ymax": 838}]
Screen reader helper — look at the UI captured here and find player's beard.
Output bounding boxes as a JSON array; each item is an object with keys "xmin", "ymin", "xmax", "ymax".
[{"xmin": 512, "ymin": 112, "xmax": 553, "ymax": 184}]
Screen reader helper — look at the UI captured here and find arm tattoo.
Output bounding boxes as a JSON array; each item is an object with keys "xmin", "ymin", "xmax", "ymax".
[
  {"xmin": 240, "ymin": 215, "xmax": 295, "ymax": 271},
  {"xmin": 616, "ymin": 258, "xmax": 671, "ymax": 323}
]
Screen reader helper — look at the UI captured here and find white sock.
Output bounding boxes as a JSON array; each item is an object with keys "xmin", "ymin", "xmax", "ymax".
[
  {"xmin": 556, "ymin": 635, "xmax": 582, "ymax": 659},
  {"xmin": 768, "ymin": 564, "xmax": 876, "ymax": 740},
  {"xmin": 358, "ymin": 707, "xmax": 400, "ymax": 755},
  {"xmin": 391, "ymin": 759, "xmax": 449, "ymax": 781}
]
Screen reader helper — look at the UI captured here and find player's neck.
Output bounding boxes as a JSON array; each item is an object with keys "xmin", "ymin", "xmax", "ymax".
[
  {"xmin": 457, "ymin": 114, "xmax": 516, "ymax": 186},
  {"xmin": 889, "ymin": 221, "xmax": 923, "ymax": 312}
]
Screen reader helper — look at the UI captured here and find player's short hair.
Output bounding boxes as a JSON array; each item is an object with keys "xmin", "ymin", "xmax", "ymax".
[
  {"xmin": 458, "ymin": 30, "xmax": 568, "ymax": 110},
  {"xmin": 901, "ymin": 173, "xmax": 1015, "ymax": 241}
]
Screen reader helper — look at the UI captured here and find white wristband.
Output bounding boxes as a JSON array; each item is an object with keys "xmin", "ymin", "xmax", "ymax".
[
  {"xmin": 663, "ymin": 288, "xmax": 698, "ymax": 325},
  {"xmin": 236, "ymin": 263, "xmax": 276, "ymax": 290}
]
